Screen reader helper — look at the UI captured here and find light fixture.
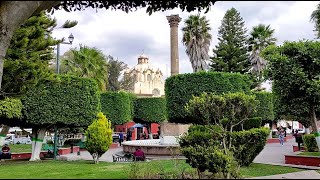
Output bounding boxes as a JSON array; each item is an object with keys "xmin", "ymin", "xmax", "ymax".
[{"xmin": 68, "ymin": 33, "xmax": 74, "ymax": 44}]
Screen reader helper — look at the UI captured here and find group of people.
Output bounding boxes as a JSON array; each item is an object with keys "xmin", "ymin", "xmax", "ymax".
[
  {"xmin": 0, "ymin": 144, "xmax": 11, "ymax": 160},
  {"xmin": 277, "ymin": 127, "xmax": 302, "ymax": 146}
]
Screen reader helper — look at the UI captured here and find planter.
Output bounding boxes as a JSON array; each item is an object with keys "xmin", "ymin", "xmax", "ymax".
[
  {"xmin": 293, "ymin": 145, "xmax": 305, "ymax": 152},
  {"xmin": 267, "ymin": 137, "xmax": 287, "ymax": 143},
  {"xmin": 285, "ymin": 155, "xmax": 320, "ymax": 166},
  {"xmin": 11, "ymin": 151, "xmax": 47, "ymax": 160},
  {"xmin": 110, "ymin": 143, "xmax": 119, "ymax": 148},
  {"xmin": 58, "ymin": 146, "xmax": 80, "ymax": 155}
]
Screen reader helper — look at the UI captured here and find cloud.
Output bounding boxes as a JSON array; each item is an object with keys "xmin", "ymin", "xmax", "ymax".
[{"xmin": 50, "ymin": 1, "xmax": 320, "ymax": 79}]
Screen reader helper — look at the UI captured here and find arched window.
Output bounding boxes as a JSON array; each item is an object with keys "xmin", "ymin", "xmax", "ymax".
[
  {"xmin": 152, "ymin": 88, "xmax": 160, "ymax": 97},
  {"xmin": 147, "ymin": 74, "xmax": 152, "ymax": 81}
]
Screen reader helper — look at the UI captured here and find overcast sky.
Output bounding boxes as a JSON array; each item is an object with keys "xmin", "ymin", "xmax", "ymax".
[{"xmin": 51, "ymin": 1, "xmax": 319, "ymax": 87}]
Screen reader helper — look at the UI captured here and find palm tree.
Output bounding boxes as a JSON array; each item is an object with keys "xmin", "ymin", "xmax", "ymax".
[
  {"xmin": 61, "ymin": 45, "xmax": 108, "ymax": 91},
  {"xmin": 311, "ymin": 3, "xmax": 320, "ymax": 38},
  {"xmin": 182, "ymin": 14, "xmax": 212, "ymax": 72},
  {"xmin": 248, "ymin": 24, "xmax": 277, "ymax": 77}
]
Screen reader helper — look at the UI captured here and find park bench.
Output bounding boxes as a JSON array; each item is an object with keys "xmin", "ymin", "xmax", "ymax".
[
  {"xmin": 112, "ymin": 153, "xmax": 146, "ymax": 162},
  {"xmin": 42, "ymin": 144, "xmax": 55, "ymax": 158}
]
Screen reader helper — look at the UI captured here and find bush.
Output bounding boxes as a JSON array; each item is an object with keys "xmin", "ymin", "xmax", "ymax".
[
  {"xmin": 234, "ymin": 117, "xmax": 262, "ymax": 131},
  {"xmin": 165, "ymin": 71, "xmax": 252, "ymax": 124},
  {"xmin": 253, "ymin": 91, "xmax": 274, "ymax": 125},
  {"xmin": 100, "ymin": 91, "xmax": 132, "ymax": 125},
  {"xmin": 0, "ymin": 97, "xmax": 23, "ymax": 126},
  {"xmin": 22, "ymin": 75, "xmax": 100, "ymax": 127},
  {"xmin": 133, "ymin": 97, "xmax": 167, "ymax": 123},
  {"xmin": 179, "ymin": 125, "xmax": 269, "ymax": 167},
  {"xmin": 302, "ymin": 134, "xmax": 318, "ymax": 152},
  {"xmin": 85, "ymin": 112, "xmax": 113, "ymax": 164}
]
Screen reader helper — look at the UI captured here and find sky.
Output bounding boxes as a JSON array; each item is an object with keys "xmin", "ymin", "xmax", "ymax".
[{"xmin": 50, "ymin": 1, "xmax": 319, "ymax": 90}]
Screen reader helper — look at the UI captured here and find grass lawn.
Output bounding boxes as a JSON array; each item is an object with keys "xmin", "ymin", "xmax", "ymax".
[
  {"xmin": 298, "ymin": 152, "xmax": 320, "ymax": 156},
  {"xmin": 0, "ymin": 160, "xmax": 304, "ymax": 179},
  {"xmin": 9, "ymin": 144, "xmax": 72, "ymax": 153}
]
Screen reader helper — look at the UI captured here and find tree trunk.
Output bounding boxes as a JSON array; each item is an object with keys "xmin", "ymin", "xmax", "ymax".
[
  {"xmin": 0, "ymin": 1, "xmax": 58, "ymax": 89},
  {"xmin": 30, "ymin": 128, "xmax": 46, "ymax": 161},
  {"xmin": 0, "ymin": 125, "xmax": 10, "ymax": 146},
  {"xmin": 310, "ymin": 104, "xmax": 320, "ymax": 151},
  {"xmin": 306, "ymin": 127, "xmax": 311, "ymax": 134},
  {"xmin": 147, "ymin": 123, "xmax": 153, "ymax": 139}
]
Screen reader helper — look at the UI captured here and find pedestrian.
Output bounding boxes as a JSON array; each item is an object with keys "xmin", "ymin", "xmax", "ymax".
[
  {"xmin": 278, "ymin": 127, "xmax": 285, "ymax": 145},
  {"xmin": 119, "ymin": 131, "xmax": 124, "ymax": 146}
]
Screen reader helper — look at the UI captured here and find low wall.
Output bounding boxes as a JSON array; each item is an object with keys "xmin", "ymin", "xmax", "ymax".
[
  {"xmin": 285, "ymin": 155, "xmax": 320, "ymax": 166},
  {"xmin": 266, "ymin": 137, "xmax": 287, "ymax": 143},
  {"xmin": 58, "ymin": 146, "xmax": 80, "ymax": 155},
  {"xmin": 122, "ymin": 140, "xmax": 180, "ymax": 156},
  {"xmin": 293, "ymin": 145, "xmax": 305, "ymax": 152},
  {"xmin": 11, "ymin": 151, "xmax": 47, "ymax": 160}
]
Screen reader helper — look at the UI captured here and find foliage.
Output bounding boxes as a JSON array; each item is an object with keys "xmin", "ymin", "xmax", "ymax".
[
  {"xmin": 22, "ymin": 75, "xmax": 101, "ymax": 127},
  {"xmin": 302, "ymin": 134, "xmax": 319, "ymax": 152},
  {"xmin": 184, "ymin": 92, "xmax": 257, "ymax": 128},
  {"xmin": 61, "ymin": 45, "xmax": 108, "ymax": 91},
  {"xmin": 248, "ymin": 24, "xmax": 277, "ymax": 87},
  {"xmin": 85, "ymin": 112, "xmax": 113, "ymax": 164},
  {"xmin": 165, "ymin": 71, "xmax": 252, "ymax": 124},
  {"xmin": 252, "ymin": 91, "xmax": 274, "ymax": 125},
  {"xmin": 51, "ymin": 1, "xmax": 217, "ymax": 15},
  {"xmin": 107, "ymin": 56, "xmax": 129, "ymax": 92},
  {"xmin": 2, "ymin": 11, "xmax": 59, "ymax": 97},
  {"xmin": 210, "ymin": 7, "xmax": 249, "ymax": 74},
  {"xmin": 234, "ymin": 117, "xmax": 262, "ymax": 131},
  {"xmin": 133, "ymin": 97, "xmax": 166, "ymax": 124},
  {"xmin": 0, "ymin": 98, "xmax": 23, "ymax": 120},
  {"xmin": 311, "ymin": 3, "xmax": 320, "ymax": 38},
  {"xmin": 261, "ymin": 40, "xmax": 320, "ymax": 131},
  {"xmin": 182, "ymin": 14, "xmax": 212, "ymax": 72},
  {"xmin": 100, "ymin": 91, "xmax": 132, "ymax": 125},
  {"xmin": 179, "ymin": 125, "xmax": 269, "ymax": 168}
]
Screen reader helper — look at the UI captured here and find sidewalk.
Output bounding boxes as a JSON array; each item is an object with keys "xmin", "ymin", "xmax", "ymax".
[{"xmin": 248, "ymin": 170, "xmax": 320, "ymax": 179}]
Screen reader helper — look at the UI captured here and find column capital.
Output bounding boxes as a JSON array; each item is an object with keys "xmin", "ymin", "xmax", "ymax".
[{"xmin": 166, "ymin": 14, "xmax": 182, "ymax": 27}]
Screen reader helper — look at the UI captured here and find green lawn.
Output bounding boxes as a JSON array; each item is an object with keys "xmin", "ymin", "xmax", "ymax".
[
  {"xmin": 0, "ymin": 160, "xmax": 304, "ymax": 179},
  {"xmin": 298, "ymin": 152, "xmax": 320, "ymax": 156},
  {"xmin": 10, "ymin": 144, "xmax": 72, "ymax": 153}
]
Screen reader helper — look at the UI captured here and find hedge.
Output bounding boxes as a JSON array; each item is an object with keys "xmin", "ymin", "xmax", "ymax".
[
  {"xmin": 0, "ymin": 98, "xmax": 23, "ymax": 126},
  {"xmin": 253, "ymin": 91, "xmax": 274, "ymax": 125},
  {"xmin": 22, "ymin": 75, "xmax": 100, "ymax": 127},
  {"xmin": 179, "ymin": 125, "xmax": 269, "ymax": 167},
  {"xmin": 100, "ymin": 91, "xmax": 132, "ymax": 125},
  {"xmin": 165, "ymin": 71, "xmax": 252, "ymax": 123},
  {"xmin": 302, "ymin": 134, "xmax": 318, "ymax": 152},
  {"xmin": 233, "ymin": 117, "xmax": 262, "ymax": 131},
  {"xmin": 133, "ymin": 97, "xmax": 166, "ymax": 123}
]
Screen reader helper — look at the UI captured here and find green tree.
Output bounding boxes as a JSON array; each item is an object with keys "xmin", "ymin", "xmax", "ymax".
[
  {"xmin": 248, "ymin": 24, "xmax": 277, "ymax": 87},
  {"xmin": 261, "ymin": 40, "xmax": 320, "ymax": 151},
  {"xmin": 182, "ymin": 14, "xmax": 212, "ymax": 72},
  {"xmin": 85, "ymin": 112, "xmax": 113, "ymax": 164},
  {"xmin": 107, "ymin": 56, "xmax": 129, "ymax": 92},
  {"xmin": 210, "ymin": 8, "xmax": 249, "ymax": 74},
  {"xmin": 61, "ymin": 45, "xmax": 108, "ymax": 91},
  {"xmin": 311, "ymin": 3, "xmax": 320, "ymax": 38}
]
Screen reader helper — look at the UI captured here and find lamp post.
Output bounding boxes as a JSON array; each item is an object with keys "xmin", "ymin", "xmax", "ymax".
[{"xmin": 53, "ymin": 33, "xmax": 74, "ymax": 160}]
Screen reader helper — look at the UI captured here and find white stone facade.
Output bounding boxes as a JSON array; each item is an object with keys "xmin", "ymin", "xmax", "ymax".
[{"xmin": 124, "ymin": 54, "xmax": 165, "ymax": 97}]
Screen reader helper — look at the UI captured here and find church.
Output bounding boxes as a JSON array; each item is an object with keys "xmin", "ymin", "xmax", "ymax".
[{"xmin": 123, "ymin": 54, "xmax": 165, "ymax": 97}]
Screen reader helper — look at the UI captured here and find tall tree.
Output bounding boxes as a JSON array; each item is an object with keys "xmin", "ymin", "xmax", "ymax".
[
  {"xmin": 107, "ymin": 56, "xmax": 129, "ymax": 92},
  {"xmin": 210, "ymin": 8, "xmax": 249, "ymax": 74},
  {"xmin": 261, "ymin": 40, "xmax": 320, "ymax": 151},
  {"xmin": 182, "ymin": 14, "xmax": 212, "ymax": 72},
  {"xmin": 0, "ymin": 1, "xmax": 216, "ymax": 91},
  {"xmin": 61, "ymin": 45, "xmax": 108, "ymax": 91},
  {"xmin": 248, "ymin": 24, "xmax": 277, "ymax": 87},
  {"xmin": 311, "ymin": 3, "xmax": 320, "ymax": 38}
]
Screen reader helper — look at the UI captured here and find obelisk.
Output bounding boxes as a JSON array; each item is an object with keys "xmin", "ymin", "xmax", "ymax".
[{"xmin": 166, "ymin": 14, "xmax": 181, "ymax": 76}]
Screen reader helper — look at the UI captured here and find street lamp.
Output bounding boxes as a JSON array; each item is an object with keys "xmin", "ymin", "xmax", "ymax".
[
  {"xmin": 56, "ymin": 33, "xmax": 74, "ymax": 74},
  {"xmin": 53, "ymin": 33, "xmax": 74, "ymax": 160}
]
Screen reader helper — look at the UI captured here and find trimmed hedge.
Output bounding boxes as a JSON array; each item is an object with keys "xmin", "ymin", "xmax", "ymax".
[
  {"xmin": 165, "ymin": 71, "xmax": 252, "ymax": 124},
  {"xmin": 302, "ymin": 134, "xmax": 318, "ymax": 152},
  {"xmin": 100, "ymin": 91, "xmax": 132, "ymax": 125},
  {"xmin": 133, "ymin": 97, "xmax": 166, "ymax": 123},
  {"xmin": 179, "ymin": 125, "xmax": 269, "ymax": 167},
  {"xmin": 253, "ymin": 91, "xmax": 274, "ymax": 125},
  {"xmin": 22, "ymin": 75, "xmax": 100, "ymax": 127}
]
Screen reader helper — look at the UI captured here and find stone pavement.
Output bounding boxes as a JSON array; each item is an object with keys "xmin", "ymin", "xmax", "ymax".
[{"xmin": 59, "ymin": 138, "xmax": 320, "ymax": 179}]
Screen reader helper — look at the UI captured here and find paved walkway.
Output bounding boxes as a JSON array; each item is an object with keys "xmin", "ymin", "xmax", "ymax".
[{"xmin": 59, "ymin": 138, "xmax": 320, "ymax": 178}]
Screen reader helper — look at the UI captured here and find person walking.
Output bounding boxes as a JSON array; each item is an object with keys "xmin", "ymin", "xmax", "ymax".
[
  {"xmin": 119, "ymin": 131, "xmax": 124, "ymax": 146},
  {"xmin": 278, "ymin": 127, "xmax": 285, "ymax": 145}
]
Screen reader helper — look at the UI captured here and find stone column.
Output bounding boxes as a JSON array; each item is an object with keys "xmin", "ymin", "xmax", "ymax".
[{"xmin": 167, "ymin": 14, "xmax": 182, "ymax": 76}]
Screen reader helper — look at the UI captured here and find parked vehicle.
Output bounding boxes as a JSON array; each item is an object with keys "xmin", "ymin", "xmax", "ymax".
[{"xmin": 5, "ymin": 134, "xmax": 32, "ymax": 144}]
